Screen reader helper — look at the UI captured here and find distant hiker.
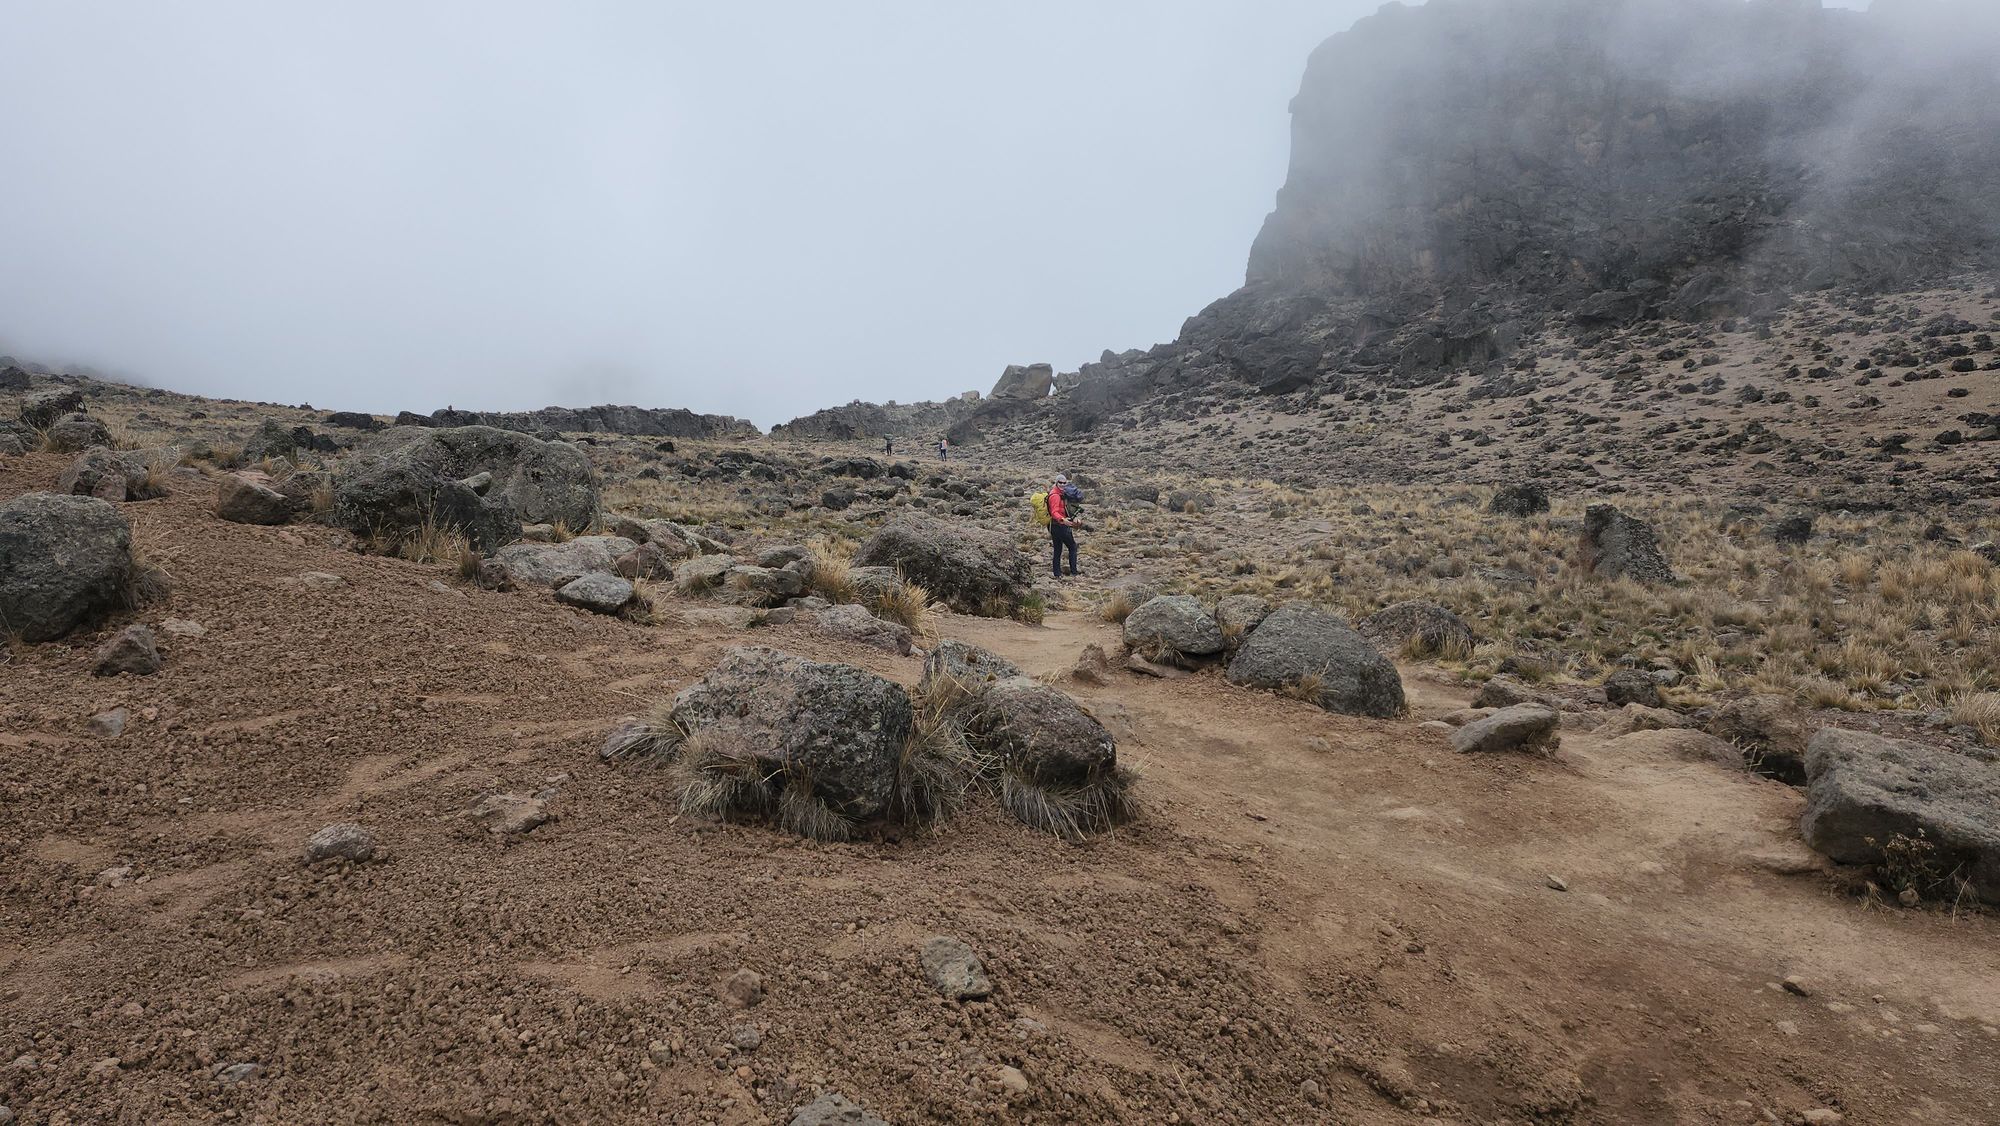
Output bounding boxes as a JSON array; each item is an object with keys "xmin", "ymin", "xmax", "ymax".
[
  {"xmin": 938, "ymin": 437, "xmax": 949, "ymax": 461},
  {"xmin": 1047, "ymin": 473, "xmax": 1079, "ymax": 579},
  {"xmin": 883, "ymin": 436, "xmax": 893, "ymax": 457}
]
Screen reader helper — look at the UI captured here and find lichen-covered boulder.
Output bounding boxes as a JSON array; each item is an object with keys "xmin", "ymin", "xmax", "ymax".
[
  {"xmin": 852, "ymin": 517, "xmax": 1030, "ymax": 616},
  {"xmin": 0, "ymin": 493, "xmax": 135, "ymax": 642},
  {"xmin": 1358, "ymin": 600, "xmax": 1474, "ymax": 657},
  {"xmin": 332, "ymin": 425, "xmax": 599, "ymax": 552},
  {"xmin": 1122, "ymin": 595, "xmax": 1225, "ymax": 659},
  {"xmin": 216, "ymin": 474, "xmax": 298, "ymax": 525},
  {"xmin": 57, "ymin": 447, "xmax": 173, "ymax": 502},
  {"xmin": 1580, "ymin": 504, "xmax": 1676, "ymax": 584},
  {"xmin": 45, "ymin": 413, "xmax": 112, "ymax": 453},
  {"xmin": 1800, "ymin": 729, "xmax": 2000, "ymax": 903},
  {"xmin": 20, "ymin": 388, "xmax": 83, "ymax": 429},
  {"xmin": 670, "ymin": 647, "xmax": 912, "ymax": 822},
  {"xmin": 1225, "ymin": 606, "xmax": 1405, "ymax": 718}
]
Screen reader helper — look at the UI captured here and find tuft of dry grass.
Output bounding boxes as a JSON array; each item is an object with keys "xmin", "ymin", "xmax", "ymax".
[
  {"xmin": 807, "ymin": 541, "xmax": 857, "ymax": 603},
  {"xmin": 873, "ymin": 577, "xmax": 932, "ymax": 633},
  {"xmin": 998, "ymin": 767, "xmax": 1140, "ymax": 841},
  {"xmin": 1099, "ymin": 589, "xmax": 1137, "ymax": 624},
  {"xmin": 1951, "ymin": 693, "xmax": 2000, "ymax": 746}
]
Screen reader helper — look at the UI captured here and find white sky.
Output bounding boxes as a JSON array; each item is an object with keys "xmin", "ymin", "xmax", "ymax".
[{"xmin": 0, "ymin": 1, "xmax": 1876, "ymax": 426}]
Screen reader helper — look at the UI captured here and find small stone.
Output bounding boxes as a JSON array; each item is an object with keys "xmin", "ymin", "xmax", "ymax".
[
  {"xmin": 1776, "ymin": 1020, "xmax": 1799, "ymax": 1036},
  {"xmin": 214, "ymin": 1062, "xmax": 263, "ymax": 1085},
  {"xmin": 1544, "ymin": 874, "xmax": 1569, "ymax": 892},
  {"xmin": 94, "ymin": 865, "xmax": 134, "ymax": 887},
  {"xmin": 789, "ymin": 1093, "xmax": 887, "ymax": 1126},
  {"xmin": 1800, "ymin": 1110, "xmax": 1845, "ymax": 1125},
  {"xmin": 89, "ymin": 1056, "xmax": 122, "ymax": 1080},
  {"xmin": 467, "ymin": 792, "xmax": 550, "ymax": 836},
  {"xmin": 298, "ymin": 571, "xmax": 346, "ymax": 590},
  {"xmin": 160, "ymin": 617, "xmax": 206, "ymax": 638},
  {"xmin": 995, "ymin": 1065, "xmax": 1029, "ymax": 1094},
  {"xmin": 919, "ymin": 935, "xmax": 993, "ymax": 1001},
  {"xmin": 1781, "ymin": 975, "xmax": 1812, "ymax": 997},
  {"xmin": 89, "ymin": 708, "xmax": 129, "ymax": 738},
  {"xmin": 1897, "ymin": 887, "xmax": 1920, "ymax": 907},
  {"xmin": 1300, "ymin": 1078, "xmax": 1325, "ymax": 1104},
  {"xmin": 92, "ymin": 625, "xmax": 163, "ymax": 677},
  {"xmin": 729, "ymin": 1025, "xmax": 762, "ymax": 1052},
  {"xmin": 721, "ymin": 968, "xmax": 764, "ymax": 1007},
  {"xmin": 303, "ymin": 823, "xmax": 377, "ymax": 864}
]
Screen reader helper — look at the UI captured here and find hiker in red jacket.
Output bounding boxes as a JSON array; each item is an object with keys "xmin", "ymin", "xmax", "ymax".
[{"xmin": 1048, "ymin": 473, "xmax": 1079, "ymax": 579}]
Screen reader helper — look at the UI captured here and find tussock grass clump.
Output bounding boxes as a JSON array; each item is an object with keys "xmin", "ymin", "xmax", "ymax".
[
  {"xmin": 120, "ymin": 545, "xmax": 173, "ymax": 610},
  {"xmin": 1951, "ymin": 693, "xmax": 2000, "ymax": 746},
  {"xmin": 807, "ymin": 541, "xmax": 857, "ymax": 603},
  {"xmin": 895, "ymin": 674, "xmax": 995, "ymax": 828},
  {"xmin": 1099, "ymin": 589, "xmax": 1137, "ymax": 624},
  {"xmin": 998, "ymin": 767, "xmax": 1139, "ymax": 842},
  {"xmin": 874, "ymin": 577, "xmax": 932, "ymax": 633},
  {"xmin": 601, "ymin": 701, "xmax": 686, "ymax": 764}
]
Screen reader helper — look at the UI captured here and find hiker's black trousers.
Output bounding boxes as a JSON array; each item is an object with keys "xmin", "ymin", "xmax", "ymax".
[{"xmin": 1050, "ymin": 522, "xmax": 1077, "ymax": 577}]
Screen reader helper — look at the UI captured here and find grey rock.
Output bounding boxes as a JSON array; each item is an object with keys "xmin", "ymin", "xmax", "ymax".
[
  {"xmin": 1225, "ymin": 606, "xmax": 1405, "ymax": 718},
  {"xmin": 1123, "ymin": 595, "xmax": 1226, "ymax": 658},
  {"xmin": 44, "ymin": 413, "xmax": 111, "ymax": 453},
  {"xmin": 88, "ymin": 707, "xmax": 129, "ymax": 738},
  {"xmin": 852, "ymin": 517, "xmax": 1031, "ymax": 616},
  {"xmin": 1800, "ymin": 729, "xmax": 2000, "ymax": 903},
  {"xmin": 555, "ymin": 572, "xmax": 636, "ymax": 615},
  {"xmin": 92, "ymin": 625, "xmax": 162, "ymax": 677},
  {"xmin": 726, "ymin": 564, "xmax": 807, "ymax": 607},
  {"xmin": 1488, "ymin": 483, "xmax": 1550, "ymax": 517},
  {"xmin": 670, "ymin": 647, "xmax": 912, "ymax": 822},
  {"xmin": 1603, "ymin": 669, "xmax": 1665, "ymax": 709},
  {"xmin": 920, "ymin": 935, "xmax": 993, "ymax": 1000},
  {"xmin": 1472, "ymin": 676, "xmax": 1544, "ymax": 709},
  {"xmin": 302, "ymin": 823, "xmax": 376, "ymax": 864},
  {"xmin": 675, "ymin": 553, "xmax": 737, "ymax": 591},
  {"xmin": 1706, "ymin": 695, "xmax": 1811, "ymax": 784},
  {"xmin": 1451, "ymin": 704, "xmax": 1560, "ymax": 753},
  {"xmin": 332, "ymin": 425, "xmax": 598, "ymax": 552},
  {"xmin": 810, "ymin": 603, "xmax": 913, "ymax": 655},
  {"xmin": 1214, "ymin": 593, "xmax": 1272, "ymax": 639},
  {"xmin": 492, "ymin": 536, "xmax": 639, "ymax": 587},
  {"xmin": 964, "ymin": 675, "xmax": 1117, "ymax": 785},
  {"xmin": 790, "ymin": 1093, "xmax": 888, "ymax": 1126},
  {"xmin": 989, "ymin": 362, "xmax": 1055, "ymax": 401},
  {"xmin": 213, "ymin": 1062, "xmax": 263, "ymax": 1085},
  {"xmin": 57, "ymin": 447, "xmax": 172, "ymax": 501},
  {"xmin": 0, "ymin": 493, "xmax": 135, "ymax": 642},
  {"xmin": 216, "ymin": 474, "xmax": 296, "ymax": 525},
  {"xmin": 468, "ymin": 792, "xmax": 551, "ymax": 835},
  {"xmin": 1580, "ymin": 504, "xmax": 1676, "ymax": 585},
  {"xmin": 918, "ymin": 639, "xmax": 1021, "ymax": 704},
  {"xmin": 20, "ymin": 388, "xmax": 84, "ymax": 429},
  {"xmin": 1358, "ymin": 600, "xmax": 1474, "ymax": 657},
  {"xmin": 613, "ymin": 541, "xmax": 675, "ymax": 580}
]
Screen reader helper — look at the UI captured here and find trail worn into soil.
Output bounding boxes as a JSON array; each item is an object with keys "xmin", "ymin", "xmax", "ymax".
[{"xmin": 3, "ymin": 456, "xmax": 1997, "ymax": 1125}]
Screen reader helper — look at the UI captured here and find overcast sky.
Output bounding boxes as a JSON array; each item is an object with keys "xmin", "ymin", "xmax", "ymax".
[{"xmin": 0, "ymin": 1, "xmax": 1392, "ymax": 426}]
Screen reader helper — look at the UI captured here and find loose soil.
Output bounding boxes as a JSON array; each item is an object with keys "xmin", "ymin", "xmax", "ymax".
[{"xmin": 2, "ymin": 454, "xmax": 1996, "ymax": 1125}]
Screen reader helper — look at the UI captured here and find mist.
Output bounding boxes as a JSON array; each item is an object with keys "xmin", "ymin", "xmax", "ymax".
[{"xmin": 0, "ymin": 1, "xmax": 1422, "ymax": 427}]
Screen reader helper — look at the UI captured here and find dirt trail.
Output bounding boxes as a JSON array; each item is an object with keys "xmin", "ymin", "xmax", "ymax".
[{"xmin": 2, "ymin": 457, "xmax": 1997, "ymax": 1125}]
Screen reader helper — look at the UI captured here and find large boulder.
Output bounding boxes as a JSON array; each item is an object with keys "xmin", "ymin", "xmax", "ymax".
[
  {"xmin": 490, "ymin": 536, "xmax": 638, "ymax": 587},
  {"xmin": 851, "ymin": 517, "xmax": 1031, "ymax": 616},
  {"xmin": 1800, "ymin": 729, "xmax": 2000, "ymax": 903},
  {"xmin": 989, "ymin": 362, "xmax": 1055, "ymax": 401},
  {"xmin": 1122, "ymin": 595, "xmax": 1225, "ymax": 659},
  {"xmin": 1580, "ymin": 504, "xmax": 1676, "ymax": 584},
  {"xmin": 809, "ymin": 603, "xmax": 913, "ymax": 656},
  {"xmin": 216, "ymin": 474, "xmax": 298, "ymax": 525},
  {"xmin": 1357, "ymin": 600, "xmax": 1474, "ymax": 657},
  {"xmin": 20, "ymin": 388, "xmax": 83, "ymax": 429},
  {"xmin": 1705, "ymin": 695, "xmax": 1811, "ymax": 784},
  {"xmin": 1488, "ymin": 483, "xmax": 1550, "ymax": 517},
  {"xmin": 669, "ymin": 648, "xmax": 911, "ymax": 826},
  {"xmin": 45, "ymin": 413, "xmax": 112, "ymax": 453},
  {"xmin": 1450, "ymin": 704, "xmax": 1560, "ymax": 754},
  {"xmin": 332, "ymin": 426, "xmax": 599, "ymax": 552},
  {"xmin": 0, "ymin": 493, "xmax": 134, "ymax": 642},
  {"xmin": 57, "ymin": 447, "xmax": 172, "ymax": 502},
  {"xmin": 1225, "ymin": 606, "xmax": 1405, "ymax": 718},
  {"xmin": 965, "ymin": 675, "xmax": 1117, "ymax": 785},
  {"xmin": 555, "ymin": 572, "xmax": 636, "ymax": 615}
]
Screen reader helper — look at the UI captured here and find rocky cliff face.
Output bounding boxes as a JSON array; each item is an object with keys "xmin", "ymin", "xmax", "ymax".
[
  {"xmin": 934, "ymin": 0, "xmax": 2000, "ymax": 441},
  {"xmin": 402, "ymin": 403, "xmax": 759, "ymax": 440}
]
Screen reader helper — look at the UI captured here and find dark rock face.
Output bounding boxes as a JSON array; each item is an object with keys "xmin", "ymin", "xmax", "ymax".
[
  {"xmin": 1580, "ymin": 504, "xmax": 1676, "ymax": 584},
  {"xmin": 1249, "ymin": 0, "xmax": 2000, "ymax": 301},
  {"xmin": 0, "ymin": 493, "xmax": 134, "ymax": 642},
  {"xmin": 422, "ymin": 403, "xmax": 758, "ymax": 440},
  {"xmin": 771, "ymin": 396, "xmax": 982, "ymax": 441},
  {"xmin": 45, "ymin": 414, "xmax": 112, "ymax": 453},
  {"xmin": 93, "ymin": 624, "xmax": 162, "ymax": 677},
  {"xmin": 1225, "ymin": 606, "xmax": 1405, "ymax": 718},
  {"xmin": 1705, "ymin": 695, "xmax": 1811, "ymax": 785},
  {"xmin": 58, "ymin": 447, "xmax": 171, "ymax": 501},
  {"xmin": 324, "ymin": 410, "xmax": 384, "ymax": 431},
  {"xmin": 851, "ymin": 517, "xmax": 1031, "ymax": 616},
  {"xmin": 331, "ymin": 426, "xmax": 599, "ymax": 552},
  {"xmin": 1800, "ymin": 729, "xmax": 2000, "ymax": 903},
  {"xmin": 1603, "ymin": 669, "xmax": 1665, "ymax": 709},
  {"xmin": 670, "ymin": 647, "xmax": 912, "ymax": 822}
]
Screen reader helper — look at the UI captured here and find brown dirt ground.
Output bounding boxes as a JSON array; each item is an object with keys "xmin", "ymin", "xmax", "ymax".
[{"xmin": 3, "ymin": 452, "xmax": 1998, "ymax": 1126}]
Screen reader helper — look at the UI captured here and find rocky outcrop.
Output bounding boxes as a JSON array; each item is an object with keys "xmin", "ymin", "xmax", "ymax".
[
  {"xmin": 413, "ymin": 403, "xmax": 758, "ymax": 440},
  {"xmin": 0, "ymin": 493, "xmax": 134, "ymax": 642},
  {"xmin": 771, "ymin": 396, "xmax": 982, "ymax": 442},
  {"xmin": 331, "ymin": 426, "xmax": 599, "ymax": 552},
  {"xmin": 989, "ymin": 363, "xmax": 1054, "ymax": 401}
]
